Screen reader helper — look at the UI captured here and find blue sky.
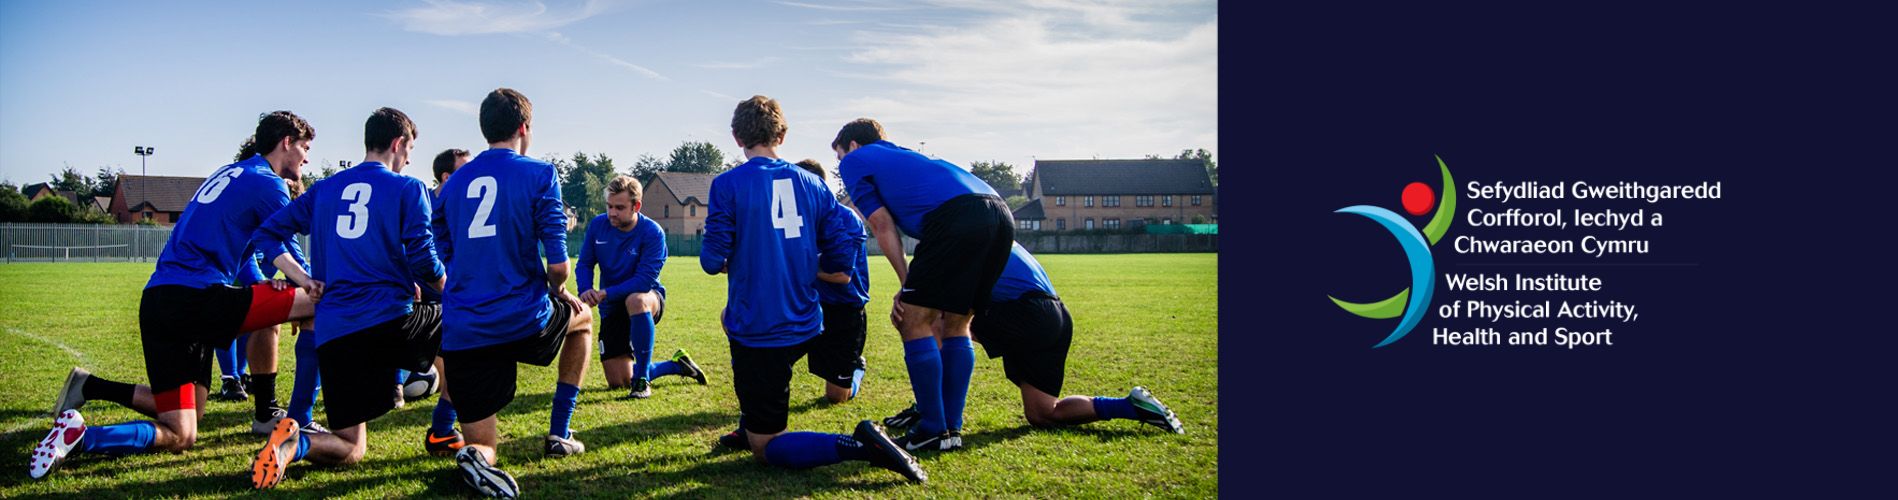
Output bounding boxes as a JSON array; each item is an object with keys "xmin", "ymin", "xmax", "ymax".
[{"xmin": 0, "ymin": 0, "xmax": 1216, "ymax": 187}]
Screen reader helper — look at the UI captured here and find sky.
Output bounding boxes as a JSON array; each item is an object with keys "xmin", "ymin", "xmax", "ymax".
[{"xmin": 0, "ymin": 0, "xmax": 1216, "ymax": 188}]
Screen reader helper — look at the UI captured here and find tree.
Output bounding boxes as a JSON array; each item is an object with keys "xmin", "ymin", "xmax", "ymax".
[
  {"xmin": 627, "ymin": 154, "xmax": 665, "ymax": 184},
  {"xmin": 557, "ymin": 152, "xmax": 616, "ymax": 219},
  {"xmin": 0, "ymin": 182, "xmax": 29, "ymax": 222},
  {"xmin": 1176, "ymin": 148, "xmax": 1216, "ymax": 186},
  {"xmin": 968, "ymin": 160, "xmax": 1020, "ymax": 196},
  {"xmin": 1004, "ymin": 194, "xmax": 1029, "ymax": 210},
  {"xmin": 94, "ymin": 166, "xmax": 123, "ymax": 198},
  {"xmin": 49, "ymin": 167, "xmax": 93, "ymax": 196},
  {"xmin": 28, "ymin": 196, "xmax": 79, "ymax": 223},
  {"xmin": 665, "ymin": 141, "xmax": 729, "ymax": 174}
]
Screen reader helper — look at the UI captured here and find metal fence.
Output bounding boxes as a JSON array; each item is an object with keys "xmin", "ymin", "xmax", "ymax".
[{"xmin": 4, "ymin": 223, "xmax": 1215, "ymax": 264}]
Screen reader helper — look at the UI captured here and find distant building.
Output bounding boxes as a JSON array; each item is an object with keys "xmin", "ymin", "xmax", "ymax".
[
  {"xmin": 1017, "ymin": 159, "xmax": 1216, "ymax": 231},
  {"xmin": 110, "ymin": 174, "xmax": 204, "ymax": 225},
  {"xmin": 640, "ymin": 171, "xmax": 717, "ymax": 237}
]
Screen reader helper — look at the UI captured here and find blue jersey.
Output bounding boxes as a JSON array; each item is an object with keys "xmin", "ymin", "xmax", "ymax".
[
  {"xmin": 254, "ymin": 162, "xmax": 443, "ymax": 345},
  {"xmin": 577, "ymin": 213, "xmax": 667, "ymax": 304},
  {"xmin": 431, "ymin": 148, "xmax": 568, "ymax": 351},
  {"xmin": 148, "ymin": 155, "xmax": 290, "ymax": 289},
  {"xmin": 816, "ymin": 207, "xmax": 870, "ymax": 306},
  {"xmin": 239, "ymin": 240, "xmax": 307, "ymax": 285},
  {"xmin": 419, "ymin": 189, "xmax": 444, "ymax": 303},
  {"xmin": 837, "ymin": 141, "xmax": 997, "ymax": 238},
  {"xmin": 990, "ymin": 243, "xmax": 1058, "ymax": 302},
  {"xmin": 700, "ymin": 157, "xmax": 864, "ymax": 347}
]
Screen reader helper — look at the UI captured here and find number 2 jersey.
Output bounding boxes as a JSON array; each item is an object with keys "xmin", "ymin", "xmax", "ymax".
[
  {"xmin": 431, "ymin": 148, "xmax": 569, "ymax": 351},
  {"xmin": 700, "ymin": 156, "xmax": 865, "ymax": 347},
  {"xmin": 252, "ymin": 162, "xmax": 443, "ymax": 345},
  {"xmin": 147, "ymin": 154, "xmax": 290, "ymax": 290}
]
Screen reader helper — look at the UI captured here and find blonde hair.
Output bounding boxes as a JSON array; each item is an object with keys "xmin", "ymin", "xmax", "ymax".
[{"xmin": 605, "ymin": 175, "xmax": 642, "ymax": 204}]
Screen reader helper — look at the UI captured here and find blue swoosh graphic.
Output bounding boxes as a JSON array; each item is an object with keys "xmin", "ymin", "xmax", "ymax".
[{"xmin": 1336, "ymin": 205, "xmax": 1435, "ymax": 348}]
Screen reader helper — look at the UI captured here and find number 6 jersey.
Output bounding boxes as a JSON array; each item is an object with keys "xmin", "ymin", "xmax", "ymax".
[
  {"xmin": 430, "ymin": 148, "xmax": 569, "ymax": 350},
  {"xmin": 148, "ymin": 154, "xmax": 291, "ymax": 290}
]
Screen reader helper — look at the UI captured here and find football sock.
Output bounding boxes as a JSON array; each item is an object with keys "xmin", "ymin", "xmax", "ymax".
[
  {"xmin": 431, "ymin": 398, "xmax": 458, "ymax": 436},
  {"xmin": 762, "ymin": 432, "xmax": 845, "ymax": 469},
  {"xmin": 215, "ymin": 344, "xmax": 241, "ymax": 379},
  {"xmin": 395, "ymin": 369, "xmax": 410, "ymax": 385},
  {"xmin": 630, "ymin": 312, "xmax": 655, "ymax": 381},
  {"xmin": 549, "ymin": 382, "xmax": 580, "ymax": 439},
  {"xmin": 649, "ymin": 360, "xmax": 684, "ymax": 378},
  {"xmin": 850, "ymin": 368, "xmax": 865, "ymax": 399},
  {"xmin": 940, "ymin": 336, "xmax": 975, "ymax": 431},
  {"xmin": 250, "ymin": 372, "xmax": 279, "ymax": 420},
  {"xmin": 1093, "ymin": 396, "xmax": 1137, "ymax": 421},
  {"xmin": 81, "ymin": 376, "xmax": 137, "ymax": 408},
  {"xmin": 288, "ymin": 332, "xmax": 320, "ymax": 426},
  {"xmin": 903, "ymin": 337, "xmax": 947, "ymax": 435},
  {"xmin": 78, "ymin": 421, "xmax": 155, "ymax": 455},
  {"xmin": 293, "ymin": 432, "xmax": 311, "ymax": 462},
  {"xmin": 233, "ymin": 334, "xmax": 251, "ymax": 374}
]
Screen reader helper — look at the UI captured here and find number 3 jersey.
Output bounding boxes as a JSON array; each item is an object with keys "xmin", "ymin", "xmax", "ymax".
[
  {"xmin": 431, "ymin": 148, "xmax": 569, "ymax": 350},
  {"xmin": 148, "ymin": 154, "xmax": 291, "ymax": 290},
  {"xmin": 252, "ymin": 162, "xmax": 443, "ymax": 345},
  {"xmin": 699, "ymin": 156, "xmax": 865, "ymax": 348}
]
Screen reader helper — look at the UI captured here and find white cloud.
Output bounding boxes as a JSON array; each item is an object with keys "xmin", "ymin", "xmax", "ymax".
[
  {"xmin": 693, "ymin": 57, "xmax": 782, "ymax": 70},
  {"xmin": 540, "ymin": 31, "xmax": 666, "ymax": 80},
  {"xmin": 426, "ymin": 99, "xmax": 481, "ymax": 116},
  {"xmin": 772, "ymin": 1, "xmax": 915, "ymax": 12},
  {"xmin": 382, "ymin": 0, "xmax": 615, "ymax": 35}
]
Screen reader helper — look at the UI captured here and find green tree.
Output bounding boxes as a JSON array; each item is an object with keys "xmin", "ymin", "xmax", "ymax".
[
  {"xmin": 968, "ymin": 160, "xmax": 1020, "ymax": 195},
  {"xmin": 94, "ymin": 166, "xmax": 123, "ymax": 198},
  {"xmin": 28, "ymin": 196, "xmax": 79, "ymax": 223},
  {"xmin": 0, "ymin": 182, "xmax": 29, "ymax": 222},
  {"xmin": 1176, "ymin": 148, "xmax": 1216, "ymax": 186},
  {"xmin": 627, "ymin": 154, "xmax": 665, "ymax": 184},
  {"xmin": 49, "ymin": 166, "xmax": 93, "ymax": 195},
  {"xmin": 557, "ymin": 151, "xmax": 617, "ymax": 220},
  {"xmin": 665, "ymin": 141, "xmax": 729, "ymax": 174},
  {"xmin": 301, "ymin": 165, "xmax": 339, "ymax": 187}
]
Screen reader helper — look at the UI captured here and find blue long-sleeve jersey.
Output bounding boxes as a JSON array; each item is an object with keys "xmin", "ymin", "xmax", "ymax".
[
  {"xmin": 990, "ymin": 243, "xmax": 1058, "ymax": 302},
  {"xmin": 419, "ymin": 189, "xmax": 444, "ymax": 303},
  {"xmin": 148, "ymin": 155, "xmax": 290, "ymax": 290},
  {"xmin": 700, "ymin": 157, "xmax": 864, "ymax": 347},
  {"xmin": 240, "ymin": 240, "xmax": 307, "ymax": 285},
  {"xmin": 577, "ymin": 213, "xmax": 667, "ymax": 303},
  {"xmin": 816, "ymin": 207, "xmax": 870, "ymax": 306},
  {"xmin": 837, "ymin": 140, "xmax": 997, "ymax": 238},
  {"xmin": 431, "ymin": 148, "xmax": 569, "ymax": 351},
  {"xmin": 253, "ymin": 162, "xmax": 443, "ymax": 345}
]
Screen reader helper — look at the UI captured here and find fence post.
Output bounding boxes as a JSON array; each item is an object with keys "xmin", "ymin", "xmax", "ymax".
[{"xmin": 94, "ymin": 224, "xmax": 100, "ymax": 262}]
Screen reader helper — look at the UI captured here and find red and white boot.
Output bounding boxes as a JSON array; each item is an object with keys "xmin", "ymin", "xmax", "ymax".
[{"xmin": 29, "ymin": 409, "xmax": 86, "ymax": 479}]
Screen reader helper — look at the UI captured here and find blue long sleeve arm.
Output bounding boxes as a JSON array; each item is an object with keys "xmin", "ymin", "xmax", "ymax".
[
  {"xmin": 401, "ymin": 181, "xmax": 445, "ymax": 283},
  {"xmin": 537, "ymin": 168, "xmax": 569, "ymax": 264},
  {"xmin": 699, "ymin": 176, "xmax": 734, "ymax": 275},
  {"xmin": 576, "ymin": 220, "xmax": 598, "ymax": 292}
]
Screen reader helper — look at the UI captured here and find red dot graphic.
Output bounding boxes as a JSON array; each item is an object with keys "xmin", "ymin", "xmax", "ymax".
[{"xmin": 1401, "ymin": 182, "xmax": 1434, "ymax": 216}]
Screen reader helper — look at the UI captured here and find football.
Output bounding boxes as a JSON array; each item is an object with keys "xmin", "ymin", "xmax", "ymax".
[{"xmin": 401, "ymin": 367, "xmax": 439, "ymax": 402}]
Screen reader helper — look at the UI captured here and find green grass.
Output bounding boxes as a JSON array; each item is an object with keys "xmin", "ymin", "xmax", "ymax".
[{"xmin": 0, "ymin": 254, "xmax": 1216, "ymax": 498}]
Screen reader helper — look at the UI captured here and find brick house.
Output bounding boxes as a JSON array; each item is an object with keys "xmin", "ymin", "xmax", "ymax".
[
  {"xmin": 1016, "ymin": 159, "xmax": 1216, "ymax": 231},
  {"xmin": 641, "ymin": 171, "xmax": 717, "ymax": 237},
  {"xmin": 110, "ymin": 174, "xmax": 204, "ymax": 225}
]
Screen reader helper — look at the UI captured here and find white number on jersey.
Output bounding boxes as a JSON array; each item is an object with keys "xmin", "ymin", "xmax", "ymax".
[
  {"xmin": 336, "ymin": 182, "xmax": 372, "ymax": 239},
  {"xmin": 467, "ymin": 176, "xmax": 498, "ymax": 238},
  {"xmin": 193, "ymin": 166, "xmax": 243, "ymax": 204},
  {"xmin": 771, "ymin": 178, "xmax": 804, "ymax": 239}
]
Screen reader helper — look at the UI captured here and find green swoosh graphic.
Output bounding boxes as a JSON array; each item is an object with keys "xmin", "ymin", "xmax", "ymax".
[
  {"xmin": 1331, "ymin": 157, "xmax": 1454, "ymax": 318},
  {"xmin": 1329, "ymin": 289, "xmax": 1408, "ymax": 319}
]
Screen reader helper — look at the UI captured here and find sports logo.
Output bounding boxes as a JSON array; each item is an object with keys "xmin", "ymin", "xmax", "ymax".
[{"xmin": 1329, "ymin": 156, "xmax": 1456, "ymax": 348}]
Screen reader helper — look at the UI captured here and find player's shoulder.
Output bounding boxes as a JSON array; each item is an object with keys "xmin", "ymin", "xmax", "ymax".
[{"xmin": 637, "ymin": 214, "xmax": 665, "ymax": 236}]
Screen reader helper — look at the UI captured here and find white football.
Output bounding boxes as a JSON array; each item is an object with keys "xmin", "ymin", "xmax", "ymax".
[{"xmin": 402, "ymin": 367, "xmax": 439, "ymax": 401}]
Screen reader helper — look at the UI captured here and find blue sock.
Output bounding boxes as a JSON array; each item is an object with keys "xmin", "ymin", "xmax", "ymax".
[
  {"xmin": 289, "ymin": 331, "xmax": 321, "ymax": 426},
  {"xmin": 233, "ymin": 334, "xmax": 250, "ymax": 374},
  {"xmin": 940, "ymin": 336, "xmax": 975, "ymax": 431},
  {"xmin": 431, "ymin": 398, "xmax": 458, "ymax": 436},
  {"xmin": 850, "ymin": 368, "xmax": 865, "ymax": 399},
  {"xmin": 762, "ymin": 432, "xmax": 844, "ymax": 469},
  {"xmin": 77, "ymin": 421, "xmax": 156, "ymax": 455},
  {"xmin": 903, "ymin": 337, "xmax": 947, "ymax": 435},
  {"xmin": 630, "ymin": 312, "xmax": 655, "ymax": 381},
  {"xmin": 395, "ymin": 369, "xmax": 410, "ymax": 385},
  {"xmin": 215, "ymin": 344, "xmax": 240, "ymax": 379},
  {"xmin": 549, "ymin": 382, "xmax": 580, "ymax": 439},
  {"xmin": 294, "ymin": 432, "xmax": 310, "ymax": 462},
  {"xmin": 1093, "ymin": 396, "xmax": 1137, "ymax": 420},
  {"xmin": 649, "ymin": 360, "xmax": 684, "ymax": 378}
]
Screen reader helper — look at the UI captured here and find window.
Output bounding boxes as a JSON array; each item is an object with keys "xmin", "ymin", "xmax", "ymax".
[
  {"xmin": 1192, "ymin": 195, "xmax": 1202, "ymax": 206},
  {"xmin": 1136, "ymin": 195, "xmax": 1154, "ymax": 207},
  {"xmin": 1163, "ymin": 195, "xmax": 1174, "ymax": 207},
  {"xmin": 1019, "ymin": 220, "xmax": 1037, "ymax": 231},
  {"xmin": 1056, "ymin": 218, "xmax": 1066, "ymax": 230},
  {"xmin": 689, "ymin": 205, "xmax": 697, "ymax": 217},
  {"xmin": 1103, "ymin": 195, "xmax": 1120, "ymax": 207},
  {"xmin": 1085, "ymin": 218, "xmax": 1095, "ymax": 230},
  {"xmin": 1055, "ymin": 196, "xmax": 1066, "ymax": 207},
  {"xmin": 664, "ymin": 205, "xmax": 670, "ymax": 218},
  {"xmin": 1105, "ymin": 218, "xmax": 1121, "ymax": 230},
  {"xmin": 1084, "ymin": 196, "xmax": 1094, "ymax": 207}
]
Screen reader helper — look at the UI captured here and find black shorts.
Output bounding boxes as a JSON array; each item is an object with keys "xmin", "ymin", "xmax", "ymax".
[
  {"xmin": 902, "ymin": 194, "xmax": 1014, "ymax": 315},
  {"xmin": 597, "ymin": 289, "xmax": 666, "ymax": 361},
  {"xmin": 728, "ymin": 335, "xmax": 822, "ymax": 435},
  {"xmin": 808, "ymin": 302, "xmax": 867, "ymax": 385},
  {"xmin": 970, "ymin": 294, "xmax": 1073, "ymax": 395},
  {"xmin": 317, "ymin": 304, "xmax": 442, "ymax": 429},
  {"xmin": 139, "ymin": 285, "xmax": 259, "ymax": 392},
  {"xmin": 441, "ymin": 295, "xmax": 577, "ymax": 424}
]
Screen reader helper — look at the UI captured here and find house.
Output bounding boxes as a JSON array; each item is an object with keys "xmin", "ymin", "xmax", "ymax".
[
  {"xmin": 1018, "ymin": 159, "xmax": 1216, "ymax": 231},
  {"xmin": 640, "ymin": 171, "xmax": 717, "ymax": 237},
  {"xmin": 21, "ymin": 182, "xmax": 53, "ymax": 200},
  {"xmin": 110, "ymin": 174, "xmax": 205, "ymax": 225}
]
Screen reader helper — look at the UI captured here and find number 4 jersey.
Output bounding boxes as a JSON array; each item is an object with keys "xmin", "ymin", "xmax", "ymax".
[
  {"xmin": 699, "ymin": 156, "xmax": 865, "ymax": 347},
  {"xmin": 252, "ymin": 162, "xmax": 443, "ymax": 345},
  {"xmin": 148, "ymin": 154, "xmax": 291, "ymax": 290},
  {"xmin": 431, "ymin": 148, "xmax": 569, "ymax": 351}
]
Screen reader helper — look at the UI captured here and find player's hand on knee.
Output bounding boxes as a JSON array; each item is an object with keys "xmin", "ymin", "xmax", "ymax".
[
  {"xmin": 580, "ymin": 289, "xmax": 605, "ymax": 306},
  {"xmin": 302, "ymin": 280, "xmax": 325, "ymax": 302},
  {"xmin": 890, "ymin": 298, "xmax": 906, "ymax": 328}
]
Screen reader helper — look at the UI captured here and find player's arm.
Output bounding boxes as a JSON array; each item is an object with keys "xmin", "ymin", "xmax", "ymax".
[
  {"xmin": 817, "ymin": 192, "xmax": 864, "ymax": 275},
  {"xmin": 252, "ymin": 190, "xmax": 321, "ymax": 297},
  {"xmin": 401, "ymin": 181, "xmax": 447, "ymax": 293},
  {"xmin": 430, "ymin": 186, "xmax": 454, "ymax": 266},
  {"xmin": 606, "ymin": 222, "xmax": 666, "ymax": 300},
  {"xmin": 536, "ymin": 167, "xmax": 575, "ymax": 298},
  {"xmin": 699, "ymin": 176, "xmax": 735, "ymax": 275},
  {"xmin": 866, "ymin": 207, "xmax": 908, "ymax": 283},
  {"xmin": 576, "ymin": 219, "xmax": 601, "ymax": 304}
]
